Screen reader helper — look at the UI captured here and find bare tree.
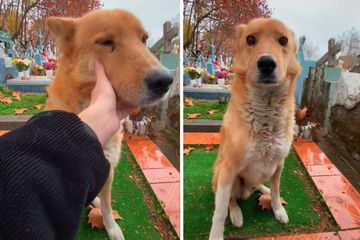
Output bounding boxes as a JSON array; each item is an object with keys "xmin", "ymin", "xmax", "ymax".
[
  {"xmin": 302, "ymin": 39, "xmax": 320, "ymax": 60},
  {"xmin": 338, "ymin": 27, "xmax": 360, "ymax": 69}
]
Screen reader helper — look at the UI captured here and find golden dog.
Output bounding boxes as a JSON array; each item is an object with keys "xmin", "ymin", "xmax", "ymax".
[
  {"xmin": 45, "ymin": 9, "xmax": 173, "ymax": 240},
  {"xmin": 209, "ymin": 18, "xmax": 301, "ymax": 240}
]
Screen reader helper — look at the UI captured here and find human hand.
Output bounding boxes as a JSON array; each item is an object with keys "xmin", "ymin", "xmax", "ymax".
[{"xmin": 78, "ymin": 62, "xmax": 136, "ymax": 145}]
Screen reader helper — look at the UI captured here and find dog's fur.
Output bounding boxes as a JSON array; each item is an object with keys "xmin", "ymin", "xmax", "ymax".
[
  {"xmin": 45, "ymin": 9, "xmax": 172, "ymax": 240},
  {"xmin": 209, "ymin": 18, "xmax": 301, "ymax": 240}
]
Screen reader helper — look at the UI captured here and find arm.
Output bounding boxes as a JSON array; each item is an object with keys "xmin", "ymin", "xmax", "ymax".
[{"xmin": 0, "ymin": 110, "xmax": 110, "ymax": 240}]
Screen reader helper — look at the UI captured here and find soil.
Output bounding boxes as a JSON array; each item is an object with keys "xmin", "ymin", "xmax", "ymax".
[{"xmin": 314, "ymin": 127, "xmax": 360, "ymax": 193}]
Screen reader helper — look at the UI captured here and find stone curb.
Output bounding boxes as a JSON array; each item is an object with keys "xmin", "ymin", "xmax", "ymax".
[
  {"xmin": 0, "ymin": 115, "xmax": 32, "ymax": 130},
  {"xmin": 183, "ymin": 119, "xmax": 222, "ymax": 132}
]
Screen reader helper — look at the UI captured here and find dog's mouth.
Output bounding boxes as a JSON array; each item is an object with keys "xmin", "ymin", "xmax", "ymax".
[{"xmin": 257, "ymin": 75, "xmax": 278, "ymax": 85}]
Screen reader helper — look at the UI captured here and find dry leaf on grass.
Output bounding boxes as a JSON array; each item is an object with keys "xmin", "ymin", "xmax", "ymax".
[
  {"xmin": 11, "ymin": 90, "xmax": 21, "ymax": 97},
  {"xmin": 0, "ymin": 93, "xmax": 4, "ymax": 98},
  {"xmin": 148, "ymin": 115, "xmax": 156, "ymax": 120},
  {"xmin": 205, "ymin": 144, "xmax": 215, "ymax": 151},
  {"xmin": 0, "ymin": 97, "xmax": 12, "ymax": 104},
  {"xmin": 35, "ymin": 104, "xmax": 45, "ymax": 109},
  {"xmin": 187, "ymin": 113, "xmax": 200, "ymax": 119},
  {"xmin": 14, "ymin": 95, "xmax": 21, "ymax": 101},
  {"xmin": 197, "ymin": 99, "xmax": 205, "ymax": 102},
  {"xmin": 88, "ymin": 205, "xmax": 123, "ymax": 229},
  {"xmin": 158, "ymin": 135, "xmax": 165, "ymax": 140},
  {"xmin": 25, "ymin": 93, "xmax": 33, "ymax": 96},
  {"xmin": 14, "ymin": 108, "xmax": 28, "ymax": 115},
  {"xmin": 184, "ymin": 97, "xmax": 194, "ymax": 107},
  {"xmin": 183, "ymin": 147, "xmax": 195, "ymax": 155},
  {"xmin": 258, "ymin": 194, "xmax": 288, "ymax": 210},
  {"xmin": 208, "ymin": 109, "xmax": 219, "ymax": 115}
]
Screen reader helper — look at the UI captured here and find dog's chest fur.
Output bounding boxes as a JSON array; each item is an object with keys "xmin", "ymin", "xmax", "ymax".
[{"xmin": 239, "ymin": 85, "xmax": 292, "ymax": 183}]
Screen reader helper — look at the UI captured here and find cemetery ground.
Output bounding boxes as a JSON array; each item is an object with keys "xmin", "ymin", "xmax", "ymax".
[
  {"xmin": 183, "ymin": 145, "xmax": 338, "ymax": 240},
  {"xmin": 183, "ymin": 97, "xmax": 227, "ymax": 120},
  {"xmin": 0, "ymin": 84, "xmax": 180, "ymax": 240}
]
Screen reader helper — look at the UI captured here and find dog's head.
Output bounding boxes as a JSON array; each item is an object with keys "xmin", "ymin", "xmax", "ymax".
[
  {"xmin": 46, "ymin": 9, "xmax": 173, "ymax": 107},
  {"xmin": 234, "ymin": 18, "xmax": 301, "ymax": 87}
]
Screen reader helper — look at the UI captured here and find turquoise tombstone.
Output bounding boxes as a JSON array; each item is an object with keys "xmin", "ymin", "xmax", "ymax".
[{"xmin": 295, "ymin": 36, "xmax": 316, "ymax": 105}]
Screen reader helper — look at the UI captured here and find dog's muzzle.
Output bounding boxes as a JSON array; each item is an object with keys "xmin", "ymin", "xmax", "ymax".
[
  {"xmin": 145, "ymin": 68, "xmax": 173, "ymax": 95},
  {"xmin": 257, "ymin": 55, "xmax": 277, "ymax": 84}
]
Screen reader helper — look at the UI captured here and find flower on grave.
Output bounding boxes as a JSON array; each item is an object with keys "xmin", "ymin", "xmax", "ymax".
[
  {"xmin": 38, "ymin": 66, "xmax": 43, "ymax": 70},
  {"xmin": 11, "ymin": 58, "xmax": 32, "ymax": 72},
  {"xmin": 184, "ymin": 66, "xmax": 204, "ymax": 79},
  {"xmin": 215, "ymin": 69, "xmax": 228, "ymax": 79},
  {"xmin": 42, "ymin": 61, "xmax": 56, "ymax": 70},
  {"xmin": 210, "ymin": 75, "xmax": 215, "ymax": 80}
]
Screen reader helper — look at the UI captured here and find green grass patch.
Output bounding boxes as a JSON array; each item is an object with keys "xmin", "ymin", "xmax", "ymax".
[
  {"xmin": 0, "ymin": 85, "xmax": 46, "ymax": 115},
  {"xmin": 183, "ymin": 100, "xmax": 227, "ymax": 120},
  {"xmin": 183, "ymin": 147, "xmax": 337, "ymax": 239},
  {"xmin": 76, "ymin": 143, "xmax": 172, "ymax": 240}
]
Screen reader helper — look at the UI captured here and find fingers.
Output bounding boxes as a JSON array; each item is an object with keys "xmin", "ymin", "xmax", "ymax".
[{"xmin": 95, "ymin": 61, "xmax": 105, "ymax": 79}]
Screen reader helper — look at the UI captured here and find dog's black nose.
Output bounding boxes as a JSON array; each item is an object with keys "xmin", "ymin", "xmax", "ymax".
[
  {"xmin": 145, "ymin": 69, "xmax": 173, "ymax": 95},
  {"xmin": 257, "ymin": 55, "xmax": 277, "ymax": 75}
]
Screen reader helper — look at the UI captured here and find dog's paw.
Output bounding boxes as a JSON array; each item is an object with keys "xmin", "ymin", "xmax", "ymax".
[
  {"xmin": 230, "ymin": 206, "xmax": 243, "ymax": 228},
  {"xmin": 92, "ymin": 197, "xmax": 101, "ymax": 208},
  {"xmin": 105, "ymin": 223, "xmax": 124, "ymax": 240},
  {"xmin": 273, "ymin": 206, "xmax": 289, "ymax": 224}
]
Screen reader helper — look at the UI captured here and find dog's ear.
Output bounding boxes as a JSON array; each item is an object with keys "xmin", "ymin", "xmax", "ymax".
[
  {"xmin": 46, "ymin": 17, "xmax": 76, "ymax": 55},
  {"xmin": 290, "ymin": 30, "xmax": 298, "ymax": 53},
  {"xmin": 235, "ymin": 24, "xmax": 247, "ymax": 40}
]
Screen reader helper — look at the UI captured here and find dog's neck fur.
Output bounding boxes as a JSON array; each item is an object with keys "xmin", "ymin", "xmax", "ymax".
[{"xmin": 232, "ymin": 79, "xmax": 295, "ymax": 137}]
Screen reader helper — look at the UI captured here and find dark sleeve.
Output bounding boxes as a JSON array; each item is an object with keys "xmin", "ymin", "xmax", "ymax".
[{"xmin": 0, "ymin": 110, "xmax": 110, "ymax": 240}]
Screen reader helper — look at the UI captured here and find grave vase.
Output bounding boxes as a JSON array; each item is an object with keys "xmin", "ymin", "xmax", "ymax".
[
  {"xmin": 18, "ymin": 71, "xmax": 24, "ymax": 78},
  {"xmin": 218, "ymin": 78, "xmax": 225, "ymax": 87},
  {"xmin": 24, "ymin": 70, "xmax": 29, "ymax": 78},
  {"xmin": 46, "ymin": 69, "xmax": 53, "ymax": 78},
  {"xmin": 190, "ymin": 79, "xmax": 196, "ymax": 87},
  {"xmin": 195, "ymin": 77, "xmax": 202, "ymax": 86}
]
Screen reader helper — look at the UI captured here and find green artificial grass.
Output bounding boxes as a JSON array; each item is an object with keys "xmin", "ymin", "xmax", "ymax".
[
  {"xmin": 76, "ymin": 144, "xmax": 166, "ymax": 240},
  {"xmin": 0, "ymin": 86, "xmax": 46, "ymax": 115},
  {"xmin": 183, "ymin": 147, "xmax": 337, "ymax": 240},
  {"xmin": 183, "ymin": 100, "xmax": 228, "ymax": 120}
]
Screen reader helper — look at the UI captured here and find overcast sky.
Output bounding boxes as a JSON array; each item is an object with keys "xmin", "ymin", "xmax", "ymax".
[
  {"xmin": 102, "ymin": 0, "xmax": 180, "ymax": 47},
  {"xmin": 267, "ymin": 0, "xmax": 360, "ymax": 60}
]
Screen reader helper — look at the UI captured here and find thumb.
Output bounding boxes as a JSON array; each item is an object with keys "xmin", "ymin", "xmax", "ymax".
[{"xmin": 95, "ymin": 61, "xmax": 106, "ymax": 83}]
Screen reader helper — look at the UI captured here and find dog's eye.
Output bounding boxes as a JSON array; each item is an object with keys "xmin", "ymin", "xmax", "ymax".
[
  {"xmin": 96, "ymin": 40, "xmax": 115, "ymax": 52},
  {"xmin": 142, "ymin": 35, "xmax": 148, "ymax": 44},
  {"xmin": 246, "ymin": 36, "xmax": 256, "ymax": 46},
  {"xmin": 279, "ymin": 37, "xmax": 288, "ymax": 47}
]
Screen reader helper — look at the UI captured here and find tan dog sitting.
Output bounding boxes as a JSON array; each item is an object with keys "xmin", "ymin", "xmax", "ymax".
[
  {"xmin": 209, "ymin": 18, "xmax": 301, "ymax": 240},
  {"xmin": 45, "ymin": 9, "xmax": 173, "ymax": 240}
]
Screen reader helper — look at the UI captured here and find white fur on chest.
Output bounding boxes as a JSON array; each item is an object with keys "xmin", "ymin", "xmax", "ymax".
[{"xmin": 239, "ymin": 85, "xmax": 293, "ymax": 185}]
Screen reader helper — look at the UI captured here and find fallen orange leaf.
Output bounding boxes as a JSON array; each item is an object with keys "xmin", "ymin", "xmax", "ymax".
[
  {"xmin": 25, "ymin": 93, "xmax": 33, "ymax": 96},
  {"xmin": 0, "ymin": 93, "xmax": 4, "ymax": 98},
  {"xmin": 184, "ymin": 97, "xmax": 194, "ymax": 107},
  {"xmin": 208, "ymin": 109, "xmax": 219, "ymax": 115},
  {"xmin": 258, "ymin": 194, "xmax": 288, "ymax": 210},
  {"xmin": 296, "ymin": 107, "xmax": 307, "ymax": 122},
  {"xmin": 187, "ymin": 113, "xmax": 200, "ymax": 119},
  {"xmin": 35, "ymin": 104, "xmax": 45, "ymax": 109},
  {"xmin": 11, "ymin": 90, "xmax": 21, "ymax": 97},
  {"xmin": 183, "ymin": 147, "xmax": 195, "ymax": 155},
  {"xmin": 148, "ymin": 115, "xmax": 156, "ymax": 120},
  {"xmin": 87, "ymin": 205, "xmax": 123, "ymax": 229},
  {"xmin": 197, "ymin": 99, "xmax": 205, "ymax": 102},
  {"xmin": 0, "ymin": 97, "xmax": 12, "ymax": 104},
  {"xmin": 158, "ymin": 135, "xmax": 165, "ymax": 140},
  {"xmin": 14, "ymin": 95, "xmax": 21, "ymax": 101},
  {"xmin": 14, "ymin": 108, "xmax": 28, "ymax": 115},
  {"xmin": 205, "ymin": 144, "xmax": 215, "ymax": 151}
]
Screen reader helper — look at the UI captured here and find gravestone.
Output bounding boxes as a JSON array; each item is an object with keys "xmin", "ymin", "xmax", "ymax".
[{"xmin": 197, "ymin": 53, "xmax": 203, "ymax": 67}]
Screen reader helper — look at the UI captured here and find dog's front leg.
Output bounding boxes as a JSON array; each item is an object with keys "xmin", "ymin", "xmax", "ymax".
[
  {"xmin": 270, "ymin": 163, "xmax": 289, "ymax": 224},
  {"xmin": 100, "ymin": 168, "xmax": 125, "ymax": 240},
  {"xmin": 209, "ymin": 167, "xmax": 236, "ymax": 240}
]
